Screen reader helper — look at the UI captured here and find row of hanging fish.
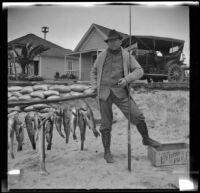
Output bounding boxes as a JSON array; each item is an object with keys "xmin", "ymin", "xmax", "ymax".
[{"xmin": 8, "ymin": 101, "xmax": 100, "ymax": 159}]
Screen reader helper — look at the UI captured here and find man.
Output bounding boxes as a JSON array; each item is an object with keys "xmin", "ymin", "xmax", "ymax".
[{"xmin": 90, "ymin": 29, "xmax": 161, "ymax": 163}]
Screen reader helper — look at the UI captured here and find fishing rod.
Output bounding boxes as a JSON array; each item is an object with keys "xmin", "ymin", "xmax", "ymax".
[{"xmin": 127, "ymin": 4, "xmax": 132, "ymax": 172}]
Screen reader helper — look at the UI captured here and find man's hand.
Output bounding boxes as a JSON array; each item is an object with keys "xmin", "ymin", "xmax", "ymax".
[{"xmin": 118, "ymin": 78, "xmax": 128, "ymax": 88}]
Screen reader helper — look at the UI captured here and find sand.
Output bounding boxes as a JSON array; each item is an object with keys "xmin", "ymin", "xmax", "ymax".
[{"xmin": 7, "ymin": 90, "xmax": 189, "ymax": 189}]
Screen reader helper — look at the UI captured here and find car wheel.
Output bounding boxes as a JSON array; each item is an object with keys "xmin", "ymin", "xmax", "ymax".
[{"xmin": 167, "ymin": 64, "xmax": 184, "ymax": 82}]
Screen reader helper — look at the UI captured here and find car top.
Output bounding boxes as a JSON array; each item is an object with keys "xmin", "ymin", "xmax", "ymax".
[{"xmin": 122, "ymin": 35, "xmax": 185, "ymax": 51}]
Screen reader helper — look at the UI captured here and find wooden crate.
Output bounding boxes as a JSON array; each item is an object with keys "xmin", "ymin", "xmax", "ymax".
[{"xmin": 147, "ymin": 143, "xmax": 189, "ymax": 166}]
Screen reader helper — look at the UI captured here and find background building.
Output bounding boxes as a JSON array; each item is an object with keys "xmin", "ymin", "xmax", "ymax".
[{"xmin": 8, "ymin": 33, "xmax": 79, "ymax": 79}]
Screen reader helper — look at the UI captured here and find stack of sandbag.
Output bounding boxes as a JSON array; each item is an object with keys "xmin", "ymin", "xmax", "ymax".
[
  {"xmin": 8, "ymin": 86, "xmax": 23, "ymax": 101},
  {"xmin": 8, "ymin": 84, "xmax": 93, "ymax": 102}
]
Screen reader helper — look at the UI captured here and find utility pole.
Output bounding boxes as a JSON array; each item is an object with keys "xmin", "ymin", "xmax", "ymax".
[
  {"xmin": 127, "ymin": 4, "xmax": 132, "ymax": 172},
  {"xmin": 41, "ymin": 26, "xmax": 49, "ymax": 40}
]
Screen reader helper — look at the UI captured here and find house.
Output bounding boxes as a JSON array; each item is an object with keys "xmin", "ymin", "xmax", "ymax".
[
  {"xmin": 65, "ymin": 23, "xmax": 129, "ymax": 81},
  {"xmin": 8, "ymin": 33, "xmax": 79, "ymax": 79}
]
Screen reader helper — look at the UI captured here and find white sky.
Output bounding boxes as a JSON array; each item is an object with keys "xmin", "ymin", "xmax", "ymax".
[{"xmin": 6, "ymin": 3, "xmax": 190, "ymax": 64}]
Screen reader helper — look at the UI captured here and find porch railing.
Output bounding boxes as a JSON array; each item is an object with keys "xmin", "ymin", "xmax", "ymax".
[{"xmin": 64, "ymin": 69, "xmax": 79, "ymax": 78}]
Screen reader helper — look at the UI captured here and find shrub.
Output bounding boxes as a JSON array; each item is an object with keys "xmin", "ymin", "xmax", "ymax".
[
  {"xmin": 69, "ymin": 74, "xmax": 77, "ymax": 79},
  {"xmin": 8, "ymin": 74, "xmax": 16, "ymax": 80},
  {"xmin": 27, "ymin": 75, "xmax": 44, "ymax": 81},
  {"xmin": 54, "ymin": 72, "xmax": 60, "ymax": 79}
]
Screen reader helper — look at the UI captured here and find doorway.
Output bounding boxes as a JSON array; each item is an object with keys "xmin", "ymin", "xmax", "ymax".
[{"xmin": 34, "ymin": 61, "xmax": 39, "ymax": 75}]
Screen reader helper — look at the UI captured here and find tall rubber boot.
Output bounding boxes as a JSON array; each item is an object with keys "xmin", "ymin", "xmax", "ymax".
[
  {"xmin": 136, "ymin": 120, "xmax": 161, "ymax": 148},
  {"xmin": 100, "ymin": 129, "xmax": 115, "ymax": 163}
]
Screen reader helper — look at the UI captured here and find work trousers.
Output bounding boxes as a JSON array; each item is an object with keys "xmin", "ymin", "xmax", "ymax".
[{"xmin": 99, "ymin": 89, "xmax": 145, "ymax": 132}]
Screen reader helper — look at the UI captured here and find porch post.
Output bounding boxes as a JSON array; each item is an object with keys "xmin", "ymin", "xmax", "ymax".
[
  {"xmin": 64, "ymin": 55, "xmax": 66, "ymax": 73},
  {"xmin": 39, "ymin": 55, "xmax": 42, "ymax": 76},
  {"xmin": 79, "ymin": 53, "xmax": 82, "ymax": 80}
]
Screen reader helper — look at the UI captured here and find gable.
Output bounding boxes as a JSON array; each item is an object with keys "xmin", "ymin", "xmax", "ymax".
[
  {"xmin": 8, "ymin": 34, "xmax": 72, "ymax": 58},
  {"xmin": 74, "ymin": 23, "xmax": 129, "ymax": 53},
  {"xmin": 79, "ymin": 28, "xmax": 107, "ymax": 52}
]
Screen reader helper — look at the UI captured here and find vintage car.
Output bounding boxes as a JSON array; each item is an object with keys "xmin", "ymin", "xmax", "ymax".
[{"xmin": 122, "ymin": 35, "xmax": 189, "ymax": 82}]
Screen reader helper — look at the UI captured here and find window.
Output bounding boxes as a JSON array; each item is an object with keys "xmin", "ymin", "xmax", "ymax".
[
  {"xmin": 67, "ymin": 61, "xmax": 73, "ymax": 70},
  {"xmin": 156, "ymin": 51, "xmax": 163, "ymax": 56},
  {"xmin": 169, "ymin": 46, "xmax": 179, "ymax": 53}
]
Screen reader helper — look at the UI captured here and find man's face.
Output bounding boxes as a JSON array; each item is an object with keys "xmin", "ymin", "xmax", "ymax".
[{"xmin": 107, "ymin": 38, "xmax": 122, "ymax": 50}]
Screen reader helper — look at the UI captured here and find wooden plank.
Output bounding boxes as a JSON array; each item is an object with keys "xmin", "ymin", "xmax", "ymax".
[
  {"xmin": 8, "ymin": 80, "xmax": 92, "ymax": 87},
  {"xmin": 8, "ymin": 93, "xmax": 97, "ymax": 107},
  {"xmin": 130, "ymin": 82, "xmax": 189, "ymax": 90},
  {"xmin": 8, "ymin": 80, "xmax": 75, "ymax": 87},
  {"xmin": 144, "ymin": 73, "xmax": 168, "ymax": 77}
]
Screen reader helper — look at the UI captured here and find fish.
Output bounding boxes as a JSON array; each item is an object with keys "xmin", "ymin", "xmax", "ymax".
[
  {"xmin": 70, "ymin": 107, "xmax": 78, "ymax": 140},
  {"xmin": 33, "ymin": 112, "xmax": 40, "ymax": 143},
  {"xmin": 25, "ymin": 112, "xmax": 36, "ymax": 150},
  {"xmin": 79, "ymin": 101, "xmax": 100, "ymax": 138},
  {"xmin": 44, "ymin": 116, "xmax": 54, "ymax": 150},
  {"xmin": 77, "ymin": 109, "xmax": 87, "ymax": 150},
  {"xmin": 8, "ymin": 116, "xmax": 15, "ymax": 159},
  {"xmin": 28, "ymin": 112, "xmax": 49, "ymax": 175},
  {"xmin": 63, "ymin": 106, "xmax": 71, "ymax": 144},
  {"xmin": 54, "ymin": 106, "xmax": 65, "ymax": 138},
  {"xmin": 13, "ymin": 113, "xmax": 25, "ymax": 151},
  {"xmin": 37, "ymin": 115, "xmax": 49, "ymax": 176}
]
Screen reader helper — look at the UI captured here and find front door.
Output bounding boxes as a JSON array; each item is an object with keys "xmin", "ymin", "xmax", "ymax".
[{"xmin": 34, "ymin": 61, "xmax": 39, "ymax": 75}]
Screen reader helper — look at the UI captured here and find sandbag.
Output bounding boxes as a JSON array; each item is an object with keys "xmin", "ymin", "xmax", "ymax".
[
  {"xmin": 31, "ymin": 97, "xmax": 41, "ymax": 101},
  {"xmin": 58, "ymin": 86, "xmax": 71, "ymax": 93},
  {"xmin": 43, "ymin": 90, "xmax": 60, "ymax": 97},
  {"xmin": 19, "ymin": 95, "xmax": 32, "ymax": 101},
  {"xmin": 70, "ymin": 84, "xmax": 89, "ymax": 92},
  {"xmin": 24, "ymin": 105, "xmax": 35, "ymax": 112},
  {"xmin": 8, "ymin": 96, "xmax": 18, "ymax": 101},
  {"xmin": 60, "ymin": 93, "xmax": 72, "ymax": 98},
  {"xmin": 83, "ymin": 87, "xmax": 96, "ymax": 95},
  {"xmin": 33, "ymin": 84, "xmax": 49, "ymax": 91},
  {"xmin": 32, "ymin": 104, "xmax": 51, "ymax": 110},
  {"xmin": 8, "ymin": 106, "xmax": 21, "ymax": 114},
  {"xmin": 8, "ymin": 86, "xmax": 23, "ymax": 92},
  {"xmin": 49, "ymin": 85, "xmax": 71, "ymax": 93},
  {"xmin": 70, "ymin": 91, "xmax": 83, "ymax": 97},
  {"xmin": 30, "ymin": 91, "xmax": 45, "ymax": 99},
  {"xmin": 20, "ymin": 86, "xmax": 33, "ymax": 94},
  {"xmin": 10, "ymin": 92, "xmax": 23, "ymax": 97},
  {"xmin": 48, "ymin": 85, "xmax": 60, "ymax": 90},
  {"xmin": 47, "ymin": 95, "xmax": 61, "ymax": 100},
  {"xmin": 8, "ymin": 92, "xmax": 12, "ymax": 98}
]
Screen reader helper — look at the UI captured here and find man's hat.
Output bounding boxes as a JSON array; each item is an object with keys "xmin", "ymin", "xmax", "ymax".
[{"xmin": 104, "ymin": 29, "xmax": 123, "ymax": 43}]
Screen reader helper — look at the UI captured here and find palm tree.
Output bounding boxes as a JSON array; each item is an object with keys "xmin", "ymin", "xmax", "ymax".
[
  {"xmin": 11, "ymin": 43, "xmax": 49, "ymax": 75},
  {"xmin": 8, "ymin": 50, "xmax": 17, "ymax": 80}
]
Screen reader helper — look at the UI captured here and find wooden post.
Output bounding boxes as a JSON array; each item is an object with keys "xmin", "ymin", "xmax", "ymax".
[
  {"xmin": 38, "ymin": 122, "xmax": 49, "ymax": 175},
  {"xmin": 79, "ymin": 53, "xmax": 82, "ymax": 80},
  {"xmin": 39, "ymin": 56, "xmax": 42, "ymax": 76},
  {"xmin": 13, "ymin": 55, "xmax": 17, "ymax": 80},
  {"xmin": 127, "ymin": 5, "xmax": 132, "ymax": 172}
]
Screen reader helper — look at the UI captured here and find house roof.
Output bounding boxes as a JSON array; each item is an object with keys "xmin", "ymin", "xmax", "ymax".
[
  {"xmin": 74, "ymin": 23, "xmax": 129, "ymax": 52},
  {"xmin": 8, "ymin": 33, "xmax": 72, "ymax": 58},
  {"xmin": 93, "ymin": 23, "xmax": 128, "ymax": 40}
]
